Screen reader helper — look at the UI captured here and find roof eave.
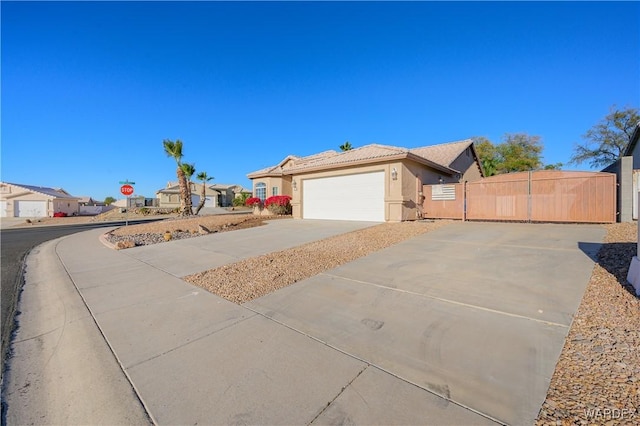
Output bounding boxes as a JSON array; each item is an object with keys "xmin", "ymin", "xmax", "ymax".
[
  {"xmin": 282, "ymin": 153, "xmax": 457, "ymax": 176},
  {"xmin": 406, "ymin": 152, "xmax": 459, "ymax": 175}
]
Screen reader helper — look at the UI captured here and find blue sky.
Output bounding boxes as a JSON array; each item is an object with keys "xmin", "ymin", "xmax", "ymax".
[{"xmin": 2, "ymin": 1, "xmax": 639, "ymax": 201}]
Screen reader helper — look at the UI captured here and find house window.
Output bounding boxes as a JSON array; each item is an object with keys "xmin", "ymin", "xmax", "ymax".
[
  {"xmin": 272, "ymin": 186, "xmax": 278, "ymax": 196},
  {"xmin": 255, "ymin": 182, "xmax": 266, "ymax": 201}
]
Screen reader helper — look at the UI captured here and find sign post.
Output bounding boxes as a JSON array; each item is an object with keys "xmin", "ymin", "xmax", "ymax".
[{"xmin": 119, "ymin": 180, "xmax": 136, "ymax": 226}]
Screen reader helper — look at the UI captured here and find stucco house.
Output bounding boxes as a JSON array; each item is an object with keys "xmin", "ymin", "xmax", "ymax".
[
  {"xmin": 156, "ymin": 182, "xmax": 250, "ymax": 209},
  {"xmin": 0, "ymin": 182, "xmax": 80, "ymax": 218},
  {"xmin": 247, "ymin": 139, "xmax": 483, "ymax": 222},
  {"xmin": 603, "ymin": 121, "xmax": 640, "ymax": 222}
]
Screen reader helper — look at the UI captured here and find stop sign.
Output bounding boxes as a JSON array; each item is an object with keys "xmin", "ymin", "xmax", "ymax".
[{"xmin": 120, "ymin": 184, "xmax": 134, "ymax": 196}]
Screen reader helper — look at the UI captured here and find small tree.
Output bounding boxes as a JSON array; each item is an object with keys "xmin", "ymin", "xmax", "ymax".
[
  {"xmin": 163, "ymin": 139, "xmax": 193, "ymax": 216},
  {"xmin": 340, "ymin": 141, "xmax": 353, "ymax": 151},
  {"xmin": 194, "ymin": 171, "xmax": 214, "ymax": 215},
  {"xmin": 570, "ymin": 106, "xmax": 639, "ymax": 168},
  {"xmin": 233, "ymin": 192, "xmax": 251, "ymax": 207},
  {"xmin": 104, "ymin": 196, "xmax": 116, "ymax": 206},
  {"xmin": 472, "ymin": 137, "xmax": 499, "ymax": 177},
  {"xmin": 495, "ymin": 133, "xmax": 543, "ymax": 173}
]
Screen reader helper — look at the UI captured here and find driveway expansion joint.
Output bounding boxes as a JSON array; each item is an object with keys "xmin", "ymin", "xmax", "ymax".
[
  {"xmin": 307, "ymin": 364, "xmax": 369, "ymax": 425},
  {"xmin": 124, "ymin": 313, "xmax": 258, "ymax": 370},
  {"xmin": 242, "ymin": 302, "xmax": 503, "ymax": 425},
  {"xmin": 321, "ymin": 272, "xmax": 571, "ymax": 328}
]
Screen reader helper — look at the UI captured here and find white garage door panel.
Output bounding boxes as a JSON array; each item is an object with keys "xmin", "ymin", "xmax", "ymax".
[
  {"xmin": 17, "ymin": 201, "xmax": 47, "ymax": 217},
  {"xmin": 303, "ymin": 172, "xmax": 385, "ymax": 221}
]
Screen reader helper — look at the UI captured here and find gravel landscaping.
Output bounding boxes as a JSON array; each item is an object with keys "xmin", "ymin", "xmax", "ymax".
[
  {"xmin": 536, "ymin": 223, "xmax": 640, "ymax": 425},
  {"xmin": 106, "ymin": 214, "xmax": 282, "ymax": 247},
  {"xmin": 183, "ymin": 220, "xmax": 452, "ymax": 304}
]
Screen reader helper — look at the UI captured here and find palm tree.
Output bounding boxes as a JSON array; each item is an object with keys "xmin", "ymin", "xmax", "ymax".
[
  {"xmin": 181, "ymin": 163, "xmax": 196, "ymax": 215},
  {"xmin": 194, "ymin": 171, "xmax": 214, "ymax": 215},
  {"xmin": 163, "ymin": 139, "xmax": 192, "ymax": 216},
  {"xmin": 340, "ymin": 141, "xmax": 353, "ymax": 151}
]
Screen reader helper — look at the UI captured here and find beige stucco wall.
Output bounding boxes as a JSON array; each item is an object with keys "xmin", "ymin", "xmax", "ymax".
[
  {"xmin": 250, "ymin": 152, "xmax": 483, "ymax": 222},
  {"xmin": 449, "ymin": 149, "xmax": 483, "ymax": 182},
  {"xmin": 0, "ymin": 183, "xmax": 79, "ymax": 217},
  {"xmin": 252, "ymin": 176, "xmax": 292, "ymax": 199},
  {"xmin": 158, "ymin": 183, "xmax": 226, "ymax": 208},
  {"xmin": 403, "ymin": 160, "xmax": 454, "ymax": 220}
]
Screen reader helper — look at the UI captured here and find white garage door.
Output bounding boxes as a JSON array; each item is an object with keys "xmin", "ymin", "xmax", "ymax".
[
  {"xmin": 0, "ymin": 201, "xmax": 7, "ymax": 217},
  {"xmin": 303, "ymin": 171, "xmax": 385, "ymax": 221},
  {"xmin": 16, "ymin": 201, "xmax": 47, "ymax": 217}
]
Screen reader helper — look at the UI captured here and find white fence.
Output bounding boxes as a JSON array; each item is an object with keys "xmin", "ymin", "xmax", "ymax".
[{"xmin": 78, "ymin": 205, "xmax": 115, "ymax": 216}]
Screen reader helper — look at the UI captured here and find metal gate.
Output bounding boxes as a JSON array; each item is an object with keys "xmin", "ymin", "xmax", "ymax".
[{"xmin": 423, "ymin": 170, "xmax": 616, "ymax": 223}]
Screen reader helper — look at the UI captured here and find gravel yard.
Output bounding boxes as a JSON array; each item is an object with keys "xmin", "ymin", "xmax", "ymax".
[
  {"xmin": 536, "ymin": 223, "xmax": 640, "ymax": 425},
  {"xmin": 106, "ymin": 214, "xmax": 282, "ymax": 246},
  {"xmin": 184, "ymin": 220, "xmax": 452, "ymax": 304}
]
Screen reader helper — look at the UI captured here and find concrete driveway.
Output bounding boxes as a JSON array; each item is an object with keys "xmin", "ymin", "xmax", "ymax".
[
  {"xmin": 5, "ymin": 219, "xmax": 604, "ymax": 425},
  {"xmin": 245, "ymin": 221, "xmax": 604, "ymax": 425}
]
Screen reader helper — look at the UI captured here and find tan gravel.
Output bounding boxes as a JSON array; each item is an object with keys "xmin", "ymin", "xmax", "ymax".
[
  {"xmin": 184, "ymin": 220, "xmax": 452, "ymax": 304},
  {"xmin": 536, "ymin": 223, "xmax": 640, "ymax": 425},
  {"xmin": 110, "ymin": 213, "xmax": 270, "ymax": 237}
]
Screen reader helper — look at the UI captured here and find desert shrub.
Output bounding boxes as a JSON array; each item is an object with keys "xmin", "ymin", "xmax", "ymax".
[
  {"xmin": 264, "ymin": 195, "xmax": 292, "ymax": 215},
  {"xmin": 245, "ymin": 197, "xmax": 262, "ymax": 208},
  {"xmin": 233, "ymin": 197, "xmax": 247, "ymax": 207}
]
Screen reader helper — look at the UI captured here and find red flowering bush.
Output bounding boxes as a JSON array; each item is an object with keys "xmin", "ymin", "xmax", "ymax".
[
  {"xmin": 264, "ymin": 195, "xmax": 292, "ymax": 215},
  {"xmin": 53, "ymin": 212, "xmax": 68, "ymax": 217},
  {"xmin": 245, "ymin": 197, "xmax": 262, "ymax": 208}
]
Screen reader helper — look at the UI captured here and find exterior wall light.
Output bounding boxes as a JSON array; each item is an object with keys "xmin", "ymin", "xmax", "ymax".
[
  {"xmin": 391, "ymin": 168, "xmax": 398, "ymax": 180},
  {"xmin": 439, "ymin": 177, "xmax": 444, "ymax": 184},
  {"xmin": 292, "ymin": 180, "xmax": 297, "ymax": 191}
]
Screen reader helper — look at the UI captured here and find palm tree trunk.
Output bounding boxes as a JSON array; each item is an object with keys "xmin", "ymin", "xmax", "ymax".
[
  {"xmin": 177, "ymin": 167, "xmax": 192, "ymax": 216},
  {"xmin": 194, "ymin": 184, "xmax": 206, "ymax": 215}
]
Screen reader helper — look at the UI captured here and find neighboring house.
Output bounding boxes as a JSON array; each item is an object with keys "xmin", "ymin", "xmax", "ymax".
[
  {"xmin": 625, "ymin": 123, "xmax": 640, "ymax": 295},
  {"xmin": 113, "ymin": 196, "xmax": 158, "ymax": 209},
  {"xmin": 0, "ymin": 182, "xmax": 79, "ymax": 218},
  {"xmin": 603, "ymin": 121, "xmax": 640, "ymax": 222},
  {"xmin": 156, "ymin": 182, "xmax": 249, "ymax": 209},
  {"xmin": 247, "ymin": 139, "xmax": 484, "ymax": 222},
  {"xmin": 78, "ymin": 196, "xmax": 104, "ymax": 206}
]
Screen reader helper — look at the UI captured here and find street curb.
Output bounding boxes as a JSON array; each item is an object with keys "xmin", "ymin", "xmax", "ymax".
[{"xmin": 98, "ymin": 232, "xmax": 119, "ymax": 250}]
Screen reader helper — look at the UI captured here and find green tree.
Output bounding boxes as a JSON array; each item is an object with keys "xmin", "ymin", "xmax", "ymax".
[
  {"xmin": 472, "ymin": 134, "xmax": 544, "ymax": 176},
  {"xmin": 472, "ymin": 137, "xmax": 499, "ymax": 177},
  {"xmin": 570, "ymin": 106, "xmax": 639, "ymax": 168},
  {"xmin": 339, "ymin": 141, "xmax": 353, "ymax": 151},
  {"xmin": 194, "ymin": 171, "xmax": 214, "ymax": 215},
  {"xmin": 543, "ymin": 163, "xmax": 563, "ymax": 170},
  {"xmin": 163, "ymin": 139, "xmax": 193, "ymax": 216},
  {"xmin": 104, "ymin": 196, "xmax": 116, "ymax": 206},
  {"xmin": 495, "ymin": 133, "xmax": 543, "ymax": 173}
]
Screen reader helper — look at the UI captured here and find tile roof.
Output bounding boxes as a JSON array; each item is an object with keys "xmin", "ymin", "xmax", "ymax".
[
  {"xmin": 247, "ymin": 150, "xmax": 339, "ymax": 177},
  {"xmin": 409, "ymin": 139, "xmax": 473, "ymax": 167},
  {"xmin": 247, "ymin": 139, "xmax": 474, "ymax": 177}
]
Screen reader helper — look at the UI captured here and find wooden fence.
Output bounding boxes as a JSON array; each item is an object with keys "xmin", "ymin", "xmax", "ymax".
[{"xmin": 423, "ymin": 170, "xmax": 617, "ymax": 223}]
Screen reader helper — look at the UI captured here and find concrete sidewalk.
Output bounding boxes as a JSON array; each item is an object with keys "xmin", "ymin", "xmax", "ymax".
[{"xmin": 3, "ymin": 220, "xmax": 605, "ymax": 425}]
